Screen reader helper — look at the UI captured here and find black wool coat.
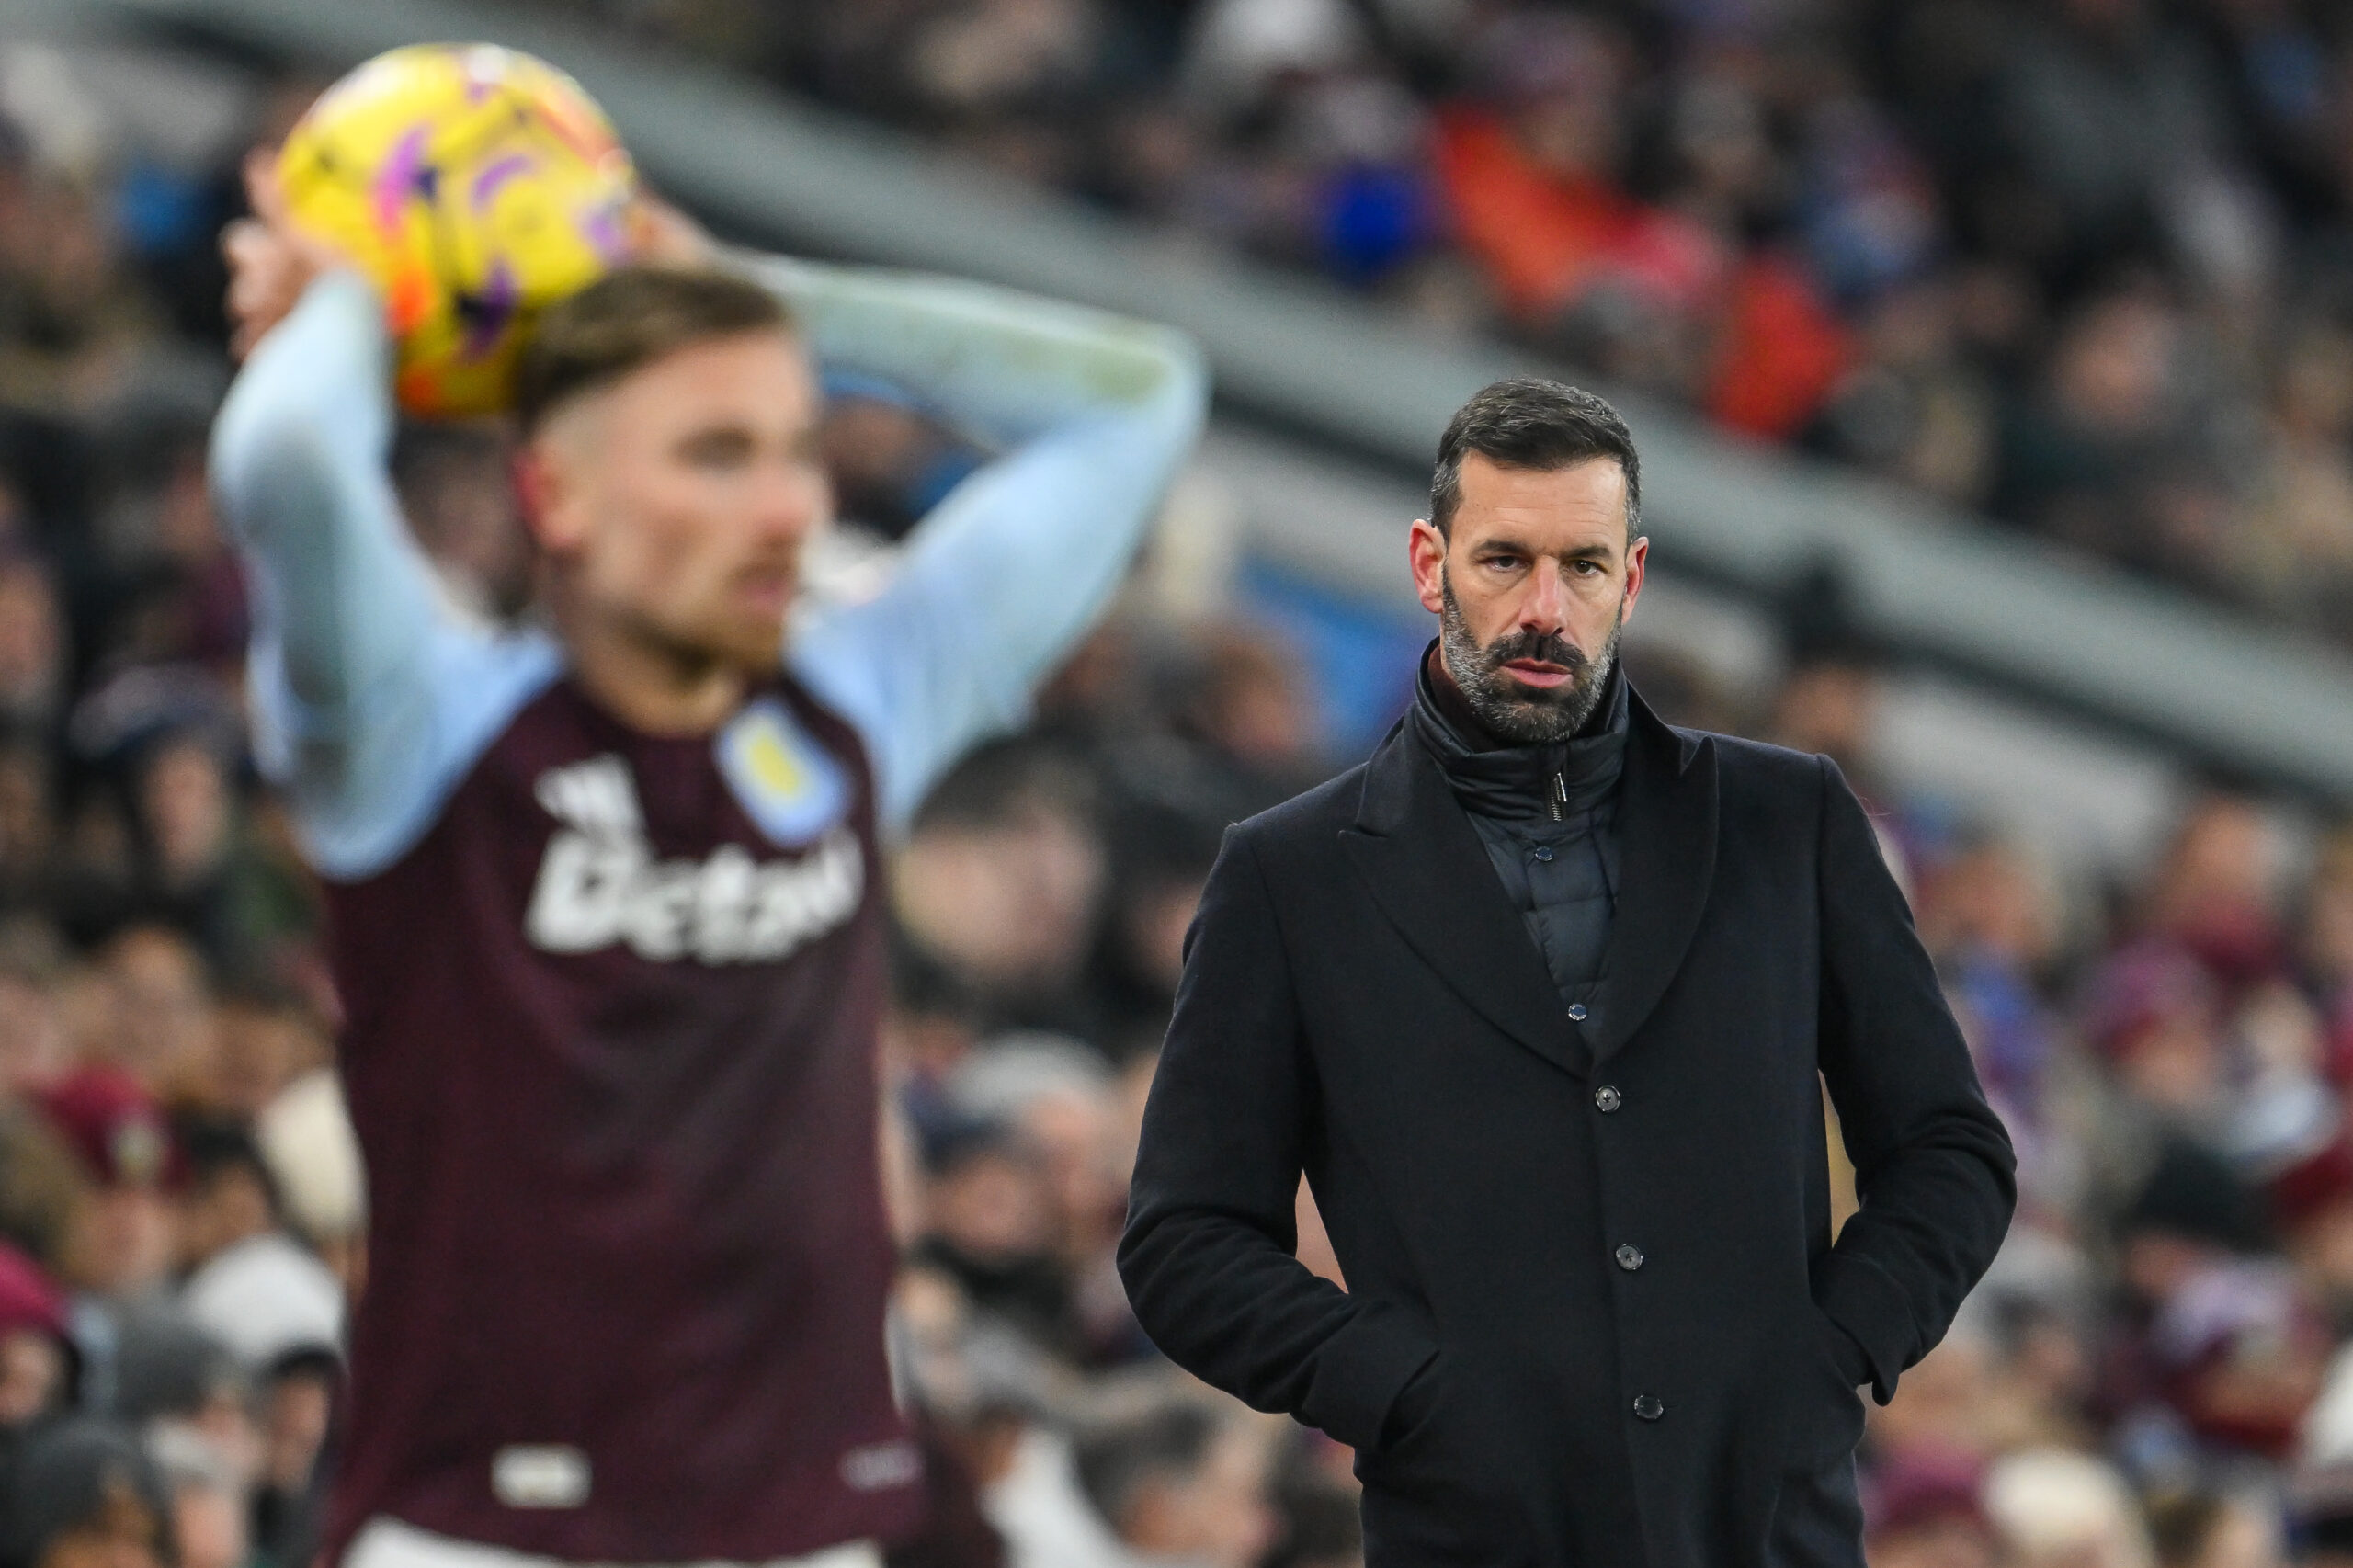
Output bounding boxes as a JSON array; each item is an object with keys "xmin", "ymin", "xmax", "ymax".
[{"xmin": 1119, "ymin": 685, "xmax": 2017, "ymax": 1568}]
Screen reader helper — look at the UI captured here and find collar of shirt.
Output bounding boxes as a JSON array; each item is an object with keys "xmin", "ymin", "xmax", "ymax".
[{"xmin": 1409, "ymin": 640, "xmax": 1629, "ymax": 825}]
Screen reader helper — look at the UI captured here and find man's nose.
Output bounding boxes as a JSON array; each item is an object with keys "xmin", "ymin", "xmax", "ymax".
[
  {"xmin": 752, "ymin": 460, "xmax": 824, "ymax": 544},
  {"xmin": 1518, "ymin": 560, "xmax": 1572, "ymax": 632}
]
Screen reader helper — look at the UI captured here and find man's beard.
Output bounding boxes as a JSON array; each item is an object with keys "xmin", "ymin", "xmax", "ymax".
[{"xmin": 1438, "ymin": 572, "xmax": 1623, "ymax": 744}]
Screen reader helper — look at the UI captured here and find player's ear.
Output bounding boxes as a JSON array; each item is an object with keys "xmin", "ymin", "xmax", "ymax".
[{"xmin": 512, "ymin": 439, "xmax": 578, "ymax": 553}]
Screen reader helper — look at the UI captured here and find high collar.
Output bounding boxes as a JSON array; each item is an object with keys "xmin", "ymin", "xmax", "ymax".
[
  {"xmin": 1343, "ymin": 674, "xmax": 1720, "ymax": 1076},
  {"xmin": 1411, "ymin": 640, "xmax": 1628, "ymax": 824}
]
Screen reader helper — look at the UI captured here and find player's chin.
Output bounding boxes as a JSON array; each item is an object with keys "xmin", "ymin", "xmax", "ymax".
[{"xmin": 704, "ymin": 609, "xmax": 790, "ymax": 673}]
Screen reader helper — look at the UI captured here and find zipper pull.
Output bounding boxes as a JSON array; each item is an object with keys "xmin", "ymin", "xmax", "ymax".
[{"xmin": 1550, "ymin": 771, "xmax": 1568, "ymax": 822}]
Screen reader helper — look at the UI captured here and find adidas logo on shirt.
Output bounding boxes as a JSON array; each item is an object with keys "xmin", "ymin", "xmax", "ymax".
[{"xmin": 524, "ymin": 756, "xmax": 864, "ymax": 965}]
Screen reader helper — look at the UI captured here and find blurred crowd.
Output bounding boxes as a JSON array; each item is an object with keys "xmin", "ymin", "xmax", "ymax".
[
  {"xmin": 567, "ymin": 0, "xmax": 2353, "ymax": 645},
  {"xmin": 0, "ymin": 14, "xmax": 2352, "ymax": 1568}
]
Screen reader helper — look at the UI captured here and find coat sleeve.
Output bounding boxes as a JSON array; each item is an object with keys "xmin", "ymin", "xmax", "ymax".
[
  {"xmin": 1118, "ymin": 826, "xmax": 1439, "ymax": 1449},
  {"xmin": 1812, "ymin": 756, "xmax": 2017, "ymax": 1404}
]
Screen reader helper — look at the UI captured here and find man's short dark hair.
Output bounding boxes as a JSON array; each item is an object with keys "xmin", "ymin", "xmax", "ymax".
[
  {"xmin": 1429, "ymin": 377, "xmax": 1641, "ymax": 540},
  {"xmin": 1073, "ymin": 1402, "xmax": 1220, "ymax": 1534},
  {"xmin": 515, "ymin": 266, "xmax": 793, "ymax": 435}
]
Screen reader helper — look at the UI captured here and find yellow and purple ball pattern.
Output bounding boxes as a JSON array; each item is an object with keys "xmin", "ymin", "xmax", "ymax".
[{"xmin": 278, "ymin": 43, "xmax": 641, "ymax": 418}]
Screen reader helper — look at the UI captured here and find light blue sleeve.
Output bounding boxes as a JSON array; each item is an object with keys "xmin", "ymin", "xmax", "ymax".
[
  {"xmin": 209, "ymin": 271, "xmax": 561, "ymax": 882},
  {"xmin": 757, "ymin": 257, "xmax": 1211, "ymax": 832}
]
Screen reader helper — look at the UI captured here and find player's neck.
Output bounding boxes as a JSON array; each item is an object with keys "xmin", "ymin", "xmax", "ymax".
[{"xmin": 559, "ymin": 602, "xmax": 748, "ymax": 737}]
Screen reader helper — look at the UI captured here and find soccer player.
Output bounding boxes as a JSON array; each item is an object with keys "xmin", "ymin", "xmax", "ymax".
[{"xmin": 210, "ymin": 172, "xmax": 1206, "ymax": 1566}]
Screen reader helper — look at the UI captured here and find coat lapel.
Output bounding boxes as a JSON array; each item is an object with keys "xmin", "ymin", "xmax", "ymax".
[
  {"xmin": 1339, "ymin": 720, "xmax": 1588, "ymax": 1079},
  {"xmin": 1585, "ymin": 691, "xmax": 1719, "ymax": 1066}
]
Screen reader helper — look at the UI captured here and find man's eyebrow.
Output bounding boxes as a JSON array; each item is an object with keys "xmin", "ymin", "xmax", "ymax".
[
  {"xmin": 1477, "ymin": 538, "xmax": 1617, "ymax": 561},
  {"xmin": 675, "ymin": 424, "xmax": 756, "ymax": 449}
]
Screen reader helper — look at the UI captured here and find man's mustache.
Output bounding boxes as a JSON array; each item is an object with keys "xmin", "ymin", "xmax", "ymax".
[{"xmin": 1480, "ymin": 629, "xmax": 1588, "ymax": 674}]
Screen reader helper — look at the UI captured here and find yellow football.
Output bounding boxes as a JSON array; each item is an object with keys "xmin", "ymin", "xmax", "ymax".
[{"xmin": 278, "ymin": 43, "xmax": 640, "ymax": 418}]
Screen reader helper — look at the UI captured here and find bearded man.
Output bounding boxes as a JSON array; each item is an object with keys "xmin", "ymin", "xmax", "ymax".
[{"xmin": 1119, "ymin": 378, "xmax": 2015, "ymax": 1568}]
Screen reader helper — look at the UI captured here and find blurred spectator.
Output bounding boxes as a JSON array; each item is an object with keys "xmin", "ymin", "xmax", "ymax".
[
  {"xmin": 0, "ymin": 1417, "xmax": 173, "ymax": 1568},
  {"xmin": 2143, "ymin": 1259, "xmax": 2330, "ymax": 1460},
  {"xmin": 201, "ymin": 984, "xmax": 322, "ymax": 1124},
  {"xmin": 946, "ymin": 1037, "xmax": 1137, "ymax": 1362},
  {"xmin": 2246, "ymin": 328, "xmax": 2353, "ymax": 629},
  {"xmin": 88, "ymin": 929, "xmax": 212, "ymax": 1102},
  {"xmin": 2146, "ymin": 796, "xmax": 2290, "ymax": 984},
  {"xmin": 113, "ymin": 1306, "xmax": 249, "ymax": 1446},
  {"xmin": 1813, "ymin": 274, "xmax": 2000, "ymax": 506},
  {"xmin": 35, "ymin": 1066, "xmax": 179, "ymax": 1304},
  {"xmin": 1874, "ymin": 1322, "xmax": 2008, "ymax": 1463},
  {"xmin": 1983, "ymin": 1446, "xmax": 2157, "ymax": 1568},
  {"xmin": 171, "ymin": 1119, "xmax": 276, "ymax": 1278},
  {"xmin": 1865, "ymin": 1453, "xmax": 2001, "ymax": 1568},
  {"xmin": 1070, "ymin": 1399, "xmax": 1277, "ymax": 1568},
  {"xmin": 0, "ymin": 1240, "xmax": 70, "ymax": 1437},
  {"xmin": 174, "ymin": 1204, "xmax": 339, "ymax": 1568},
  {"xmin": 0, "ymin": 744, "xmax": 57, "ymax": 915},
  {"xmin": 1169, "ymin": 622, "xmax": 1324, "ymax": 793},
  {"xmin": 0, "ymin": 927, "xmax": 71, "ymax": 1094},
  {"xmin": 0, "ymin": 1091, "xmax": 89, "ymax": 1280},
  {"xmin": 915, "ymin": 1118, "xmax": 1080, "ymax": 1362},
  {"xmin": 818, "ymin": 383, "xmax": 986, "ymax": 542},
  {"xmin": 0, "ymin": 558, "xmax": 64, "ymax": 732},
  {"xmin": 177, "ymin": 1215, "xmax": 338, "ymax": 1568},
  {"xmin": 2086, "ymin": 943, "xmax": 2234, "ymax": 1122},
  {"xmin": 390, "ymin": 424, "xmax": 532, "ymax": 619},
  {"xmin": 1091, "ymin": 796, "xmax": 1222, "ymax": 1055},
  {"xmin": 894, "ymin": 742, "xmax": 1108, "ymax": 1026},
  {"xmin": 144, "ymin": 1423, "xmax": 243, "ymax": 1568},
  {"xmin": 2143, "ymin": 1488, "xmax": 2281, "ymax": 1568}
]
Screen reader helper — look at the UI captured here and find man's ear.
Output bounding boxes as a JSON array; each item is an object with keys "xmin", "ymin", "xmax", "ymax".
[
  {"xmin": 513, "ymin": 437, "xmax": 580, "ymax": 554},
  {"xmin": 1620, "ymin": 534, "xmax": 1648, "ymax": 627},
  {"xmin": 1409, "ymin": 518, "xmax": 1449, "ymax": 616}
]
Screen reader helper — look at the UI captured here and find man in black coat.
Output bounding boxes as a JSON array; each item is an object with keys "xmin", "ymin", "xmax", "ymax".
[{"xmin": 1118, "ymin": 379, "xmax": 2016, "ymax": 1568}]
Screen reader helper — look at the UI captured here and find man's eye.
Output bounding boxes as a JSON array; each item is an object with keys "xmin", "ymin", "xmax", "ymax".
[{"xmin": 680, "ymin": 434, "xmax": 754, "ymax": 468}]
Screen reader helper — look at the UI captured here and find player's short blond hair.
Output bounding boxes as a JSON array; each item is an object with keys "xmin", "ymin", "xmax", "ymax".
[{"xmin": 515, "ymin": 265, "xmax": 792, "ymax": 434}]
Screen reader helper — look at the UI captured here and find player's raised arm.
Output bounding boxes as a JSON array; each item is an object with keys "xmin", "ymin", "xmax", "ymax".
[
  {"xmin": 758, "ymin": 256, "xmax": 1211, "ymax": 830},
  {"xmin": 210, "ymin": 240, "xmax": 557, "ymax": 882}
]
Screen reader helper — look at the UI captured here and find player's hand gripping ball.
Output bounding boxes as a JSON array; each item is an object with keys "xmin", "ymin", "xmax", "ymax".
[{"xmin": 277, "ymin": 43, "xmax": 641, "ymax": 418}]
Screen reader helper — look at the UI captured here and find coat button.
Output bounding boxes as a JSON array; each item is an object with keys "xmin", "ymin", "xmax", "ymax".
[
  {"xmin": 1632, "ymin": 1394, "xmax": 1665, "ymax": 1421},
  {"xmin": 1593, "ymin": 1084, "xmax": 1620, "ymax": 1112},
  {"xmin": 1615, "ymin": 1244, "xmax": 1644, "ymax": 1271},
  {"xmin": 1566, "ymin": 1004, "xmax": 1588, "ymax": 1022},
  {"xmin": 1531, "ymin": 846, "xmax": 1554, "ymax": 863}
]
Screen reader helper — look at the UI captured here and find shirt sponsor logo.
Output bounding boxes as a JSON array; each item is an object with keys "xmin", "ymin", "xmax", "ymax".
[
  {"xmin": 492, "ymin": 1444, "xmax": 590, "ymax": 1508},
  {"xmin": 525, "ymin": 756, "xmax": 864, "ymax": 965}
]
